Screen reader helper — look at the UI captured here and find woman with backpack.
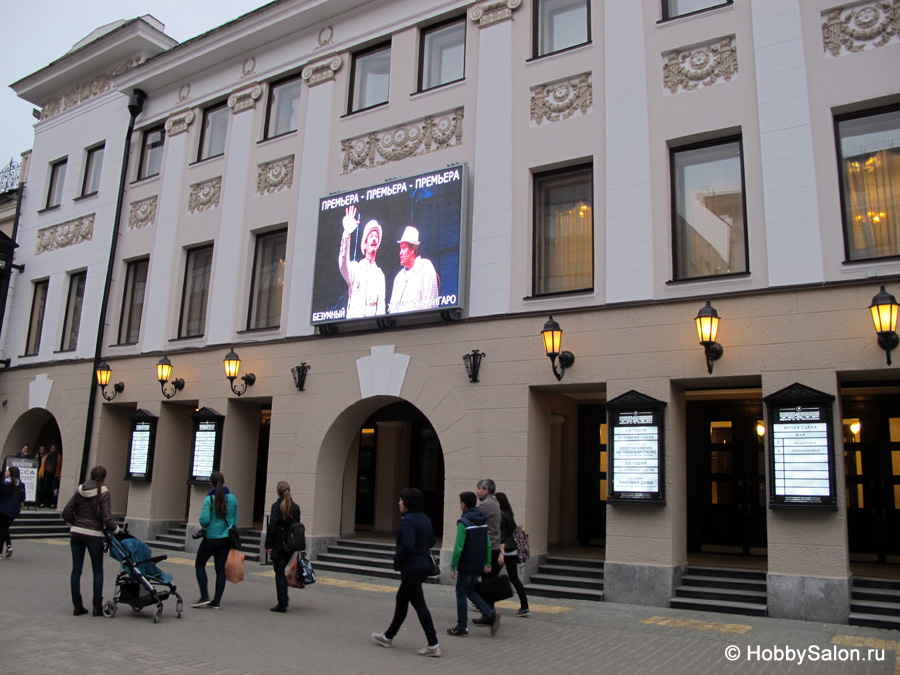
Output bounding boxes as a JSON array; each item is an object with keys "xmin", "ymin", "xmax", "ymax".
[
  {"xmin": 62, "ymin": 465, "xmax": 119, "ymax": 616},
  {"xmin": 496, "ymin": 492, "xmax": 529, "ymax": 617},
  {"xmin": 0, "ymin": 466, "xmax": 26, "ymax": 558},
  {"xmin": 264, "ymin": 480, "xmax": 301, "ymax": 613},
  {"xmin": 192, "ymin": 471, "xmax": 238, "ymax": 610}
]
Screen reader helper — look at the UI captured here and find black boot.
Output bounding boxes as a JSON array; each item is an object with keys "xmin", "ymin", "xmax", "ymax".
[
  {"xmin": 92, "ymin": 597, "xmax": 104, "ymax": 617},
  {"xmin": 72, "ymin": 593, "xmax": 88, "ymax": 616}
]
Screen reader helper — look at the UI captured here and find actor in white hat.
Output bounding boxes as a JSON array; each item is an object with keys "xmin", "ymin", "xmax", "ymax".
[
  {"xmin": 339, "ymin": 205, "xmax": 386, "ymax": 318},
  {"xmin": 388, "ymin": 226, "xmax": 439, "ymax": 314}
]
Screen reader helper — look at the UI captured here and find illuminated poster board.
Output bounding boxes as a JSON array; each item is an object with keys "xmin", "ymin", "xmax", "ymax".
[
  {"xmin": 126, "ymin": 409, "xmax": 157, "ymax": 481},
  {"xmin": 310, "ymin": 164, "xmax": 467, "ymax": 326},
  {"xmin": 764, "ymin": 383, "xmax": 837, "ymax": 510},
  {"xmin": 189, "ymin": 408, "xmax": 224, "ymax": 484},
  {"xmin": 606, "ymin": 390, "xmax": 667, "ymax": 504}
]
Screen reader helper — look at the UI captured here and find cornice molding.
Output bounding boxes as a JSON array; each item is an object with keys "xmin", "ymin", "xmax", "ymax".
[{"xmin": 40, "ymin": 57, "xmax": 144, "ymax": 121}]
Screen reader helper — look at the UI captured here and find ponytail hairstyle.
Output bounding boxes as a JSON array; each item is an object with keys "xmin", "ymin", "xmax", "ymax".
[
  {"xmin": 277, "ymin": 481, "xmax": 293, "ymax": 521},
  {"xmin": 210, "ymin": 471, "xmax": 227, "ymax": 520},
  {"xmin": 89, "ymin": 465, "xmax": 108, "ymax": 520},
  {"xmin": 8, "ymin": 466, "xmax": 20, "ymax": 485}
]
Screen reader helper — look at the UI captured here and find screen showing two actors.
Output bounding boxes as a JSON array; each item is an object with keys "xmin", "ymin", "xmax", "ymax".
[{"xmin": 310, "ymin": 164, "xmax": 465, "ymax": 325}]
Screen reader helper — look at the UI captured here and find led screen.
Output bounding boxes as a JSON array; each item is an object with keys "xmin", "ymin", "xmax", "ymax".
[{"xmin": 311, "ymin": 164, "xmax": 465, "ymax": 325}]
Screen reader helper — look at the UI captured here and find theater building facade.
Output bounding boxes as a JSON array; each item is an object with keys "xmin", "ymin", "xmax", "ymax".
[{"xmin": 1, "ymin": 0, "xmax": 899, "ymax": 624}]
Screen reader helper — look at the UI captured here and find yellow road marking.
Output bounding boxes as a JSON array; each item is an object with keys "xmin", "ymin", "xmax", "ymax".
[
  {"xmin": 831, "ymin": 635, "xmax": 899, "ymax": 652},
  {"xmin": 495, "ymin": 599, "xmax": 572, "ymax": 614},
  {"xmin": 642, "ymin": 616, "xmax": 754, "ymax": 634}
]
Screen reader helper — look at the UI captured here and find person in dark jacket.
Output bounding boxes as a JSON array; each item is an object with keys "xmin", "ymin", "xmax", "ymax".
[
  {"xmin": 372, "ymin": 487, "xmax": 441, "ymax": 657},
  {"xmin": 61, "ymin": 465, "xmax": 119, "ymax": 616},
  {"xmin": 447, "ymin": 491, "xmax": 499, "ymax": 638},
  {"xmin": 264, "ymin": 480, "xmax": 301, "ymax": 613},
  {"xmin": 495, "ymin": 492, "xmax": 529, "ymax": 616},
  {"xmin": 0, "ymin": 466, "xmax": 26, "ymax": 558}
]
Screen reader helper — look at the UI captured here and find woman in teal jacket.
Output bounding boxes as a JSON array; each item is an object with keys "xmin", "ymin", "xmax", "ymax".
[{"xmin": 192, "ymin": 471, "xmax": 238, "ymax": 609}]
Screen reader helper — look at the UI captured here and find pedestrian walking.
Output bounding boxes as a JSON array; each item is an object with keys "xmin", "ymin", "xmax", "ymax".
[
  {"xmin": 495, "ymin": 492, "xmax": 529, "ymax": 616},
  {"xmin": 264, "ymin": 480, "xmax": 301, "ymax": 613},
  {"xmin": 0, "ymin": 466, "xmax": 26, "ymax": 558},
  {"xmin": 192, "ymin": 471, "xmax": 238, "ymax": 610}
]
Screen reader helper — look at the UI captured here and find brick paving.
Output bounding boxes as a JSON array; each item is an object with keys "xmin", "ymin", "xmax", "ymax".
[{"xmin": 1, "ymin": 538, "xmax": 898, "ymax": 674}]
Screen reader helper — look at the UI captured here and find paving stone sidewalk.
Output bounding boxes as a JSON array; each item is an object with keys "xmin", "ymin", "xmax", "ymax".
[{"xmin": 1, "ymin": 538, "xmax": 897, "ymax": 674}]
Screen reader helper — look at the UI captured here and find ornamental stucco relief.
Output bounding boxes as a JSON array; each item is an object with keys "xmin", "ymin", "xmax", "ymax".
[
  {"xmin": 530, "ymin": 73, "xmax": 592, "ymax": 127},
  {"xmin": 662, "ymin": 36, "xmax": 737, "ymax": 95},
  {"xmin": 257, "ymin": 156, "xmax": 294, "ymax": 195},
  {"xmin": 341, "ymin": 108, "xmax": 464, "ymax": 175},
  {"xmin": 188, "ymin": 177, "xmax": 222, "ymax": 214},
  {"xmin": 302, "ymin": 55, "xmax": 343, "ymax": 86},
  {"xmin": 469, "ymin": 0, "xmax": 523, "ymax": 27},
  {"xmin": 822, "ymin": 1, "xmax": 900, "ymax": 56},
  {"xmin": 165, "ymin": 110, "xmax": 195, "ymax": 136},
  {"xmin": 40, "ymin": 58, "xmax": 144, "ymax": 120},
  {"xmin": 227, "ymin": 84, "xmax": 262, "ymax": 113},
  {"xmin": 36, "ymin": 214, "xmax": 94, "ymax": 254},
  {"xmin": 128, "ymin": 196, "xmax": 158, "ymax": 230}
]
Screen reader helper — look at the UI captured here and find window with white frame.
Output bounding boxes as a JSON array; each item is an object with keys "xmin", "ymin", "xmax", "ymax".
[
  {"xmin": 46, "ymin": 159, "xmax": 67, "ymax": 208},
  {"xmin": 836, "ymin": 105, "xmax": 900, "ymax": 262},
  {"xmin": 199, "ymin": 103, "xmax": 229, "ymax": 160},
  {"xmin": 265, "ymin": 76, "xmax": 302, "ymax": 139},
  {"xmin": 81, "ymin": 145, "xmax": 104, "ymax": 196},
  {"xmin": 533, "ymin": 164, "xmax": 593, "ymax": 296},
  {"xmin": 662, "ymin": 0, "xmax": 732, "ymax": 21},
  {"xmin": 671, "ymin": 137, "xmax": 748, "ymax": 280},
  {"xmin": 419, "ymin": 18, "xmax": 466, "ymax": 92},
  {"xmin": 247, "ymin": 229, "xmax": 287, "ymax": 330},
  {"xmin": 118, "ymin": 258, "xmax": 149, "ymax": 344},
  {"xmin": 138, "ymin": 126, "xmax": 165, "ymax": 179},
  {"xmin": 349, "ymin": 42, "xmax": 391, "ymax": 113},
  {"xmin": 25, "ymin": 280, "xmax": 49, "ymax": 355},
  {"xmin": 178, "ymin": 245, "xmax": 214, "ymax": 338},
  {"xmin": 534, "ymin": 0, "xmax": 590, "ymax": 58},
  {"xmin": 60, "ymin": 271, "xmax": 86, "ymax": 351}
]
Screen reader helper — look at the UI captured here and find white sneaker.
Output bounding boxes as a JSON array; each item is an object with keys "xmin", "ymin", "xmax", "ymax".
[
  {"xmin": 372, "ymin": 632, "xmax": 393, "ymax": 648},
  {"xmin": 417, "ymin": 644, "xmax": 441, "ymax": 657}
]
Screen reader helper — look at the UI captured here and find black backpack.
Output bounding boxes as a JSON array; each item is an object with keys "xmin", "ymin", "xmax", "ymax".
[{"xmin": 285, "ymin": 521, "xmax": 306, "ymax": 553}]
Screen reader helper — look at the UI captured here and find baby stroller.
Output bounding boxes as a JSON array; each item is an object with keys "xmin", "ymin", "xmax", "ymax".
[{"xmin": 104, "ymin": 529, "xmax": 183, "ymax": 623}]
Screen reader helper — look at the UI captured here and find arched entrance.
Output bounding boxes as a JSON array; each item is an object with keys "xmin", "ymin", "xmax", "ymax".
[{"xmin": 2, "ymin": 409, "xmax": 63, "ymax": 507}]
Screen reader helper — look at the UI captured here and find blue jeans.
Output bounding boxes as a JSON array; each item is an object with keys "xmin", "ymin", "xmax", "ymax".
[
  {"xmin": 455, "ymin": 569, "xmax": 492, "ymax": 630},
  {"xmin": 195, "ymin": 536, "xmax": 230, "ymax": 604},
  {"xmin": 70, "ymin": 536, "xmax": 105, "ymax": 599}
]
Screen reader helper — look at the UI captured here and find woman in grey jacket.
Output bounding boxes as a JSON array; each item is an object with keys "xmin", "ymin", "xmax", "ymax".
[{"xmin": 62, "ymin": 465, "xmax": 119, "ymax": 616}]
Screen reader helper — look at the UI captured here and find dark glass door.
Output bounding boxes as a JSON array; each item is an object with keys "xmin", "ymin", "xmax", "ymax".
[
  {"xmin": 577, "ymin": 404, "xmax": 607, "ymax": 546},
  {"xmin": 687, "ymin": 400, "xmax": 766, "ymax": 555}
]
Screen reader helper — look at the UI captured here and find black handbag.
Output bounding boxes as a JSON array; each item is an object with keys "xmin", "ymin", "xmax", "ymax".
[{"xmin": 476, "ymin": 574, "xmax": 513, "ymax": 604}]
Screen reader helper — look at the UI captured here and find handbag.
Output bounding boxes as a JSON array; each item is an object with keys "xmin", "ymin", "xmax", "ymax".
[
  {"xmin": 427, "ymin": 551, "xmax": 440, "ymax": 577},
  {"xmin": 229, "ymin": 526, "xmax": 241, "ymax": 550},
  {"xmin": 225, "ymin": 548, "xmax": 245, "ymax": 584},
  {"xmin": 298, "ymin": 552, "xmax": 317, "ymax": 586},
  {"xmin": 512, "ymin": 525, "xmax": 530, "ymax": 563},
  {"xmin": 476, "ymin": 574, "xmax": 513, "ymax": 604}
]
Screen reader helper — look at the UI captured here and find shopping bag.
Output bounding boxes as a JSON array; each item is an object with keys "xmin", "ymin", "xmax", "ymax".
[
  {"xmin": 286, "ymin": 552, "xmax": 303, "ymax": 588},
  {"xmin": 298, "ymin": 552, "xmax": 317, "ymax": 586},
  {"xmin": 225, "ymin": 548, "xmax": 245, "ymax": 584},
  {"xmin": 475, "ymin": 574, "xmax": 513, "ymax": 604}
]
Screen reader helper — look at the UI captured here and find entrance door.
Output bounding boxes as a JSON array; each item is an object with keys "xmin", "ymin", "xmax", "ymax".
[
  {"xmin": 687, "ymin": 400, "xmax": 766, "ymax": 555},
  {"xmin": 577, "ymin": 404, "xmax": 607, "ymax": 546},
  {"xmin": 843, "ymin": 395, "xmax": 900, "ymax": 563}
]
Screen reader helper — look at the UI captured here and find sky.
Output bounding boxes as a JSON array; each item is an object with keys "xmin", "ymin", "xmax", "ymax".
[{"xmin": 0, "ymin": 1, "xmax": 269, "ymax": 172}]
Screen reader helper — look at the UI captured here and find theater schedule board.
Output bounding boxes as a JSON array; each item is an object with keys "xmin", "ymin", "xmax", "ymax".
[
  {"xmin": 764, "ymin": 383, "xmax": 837, "ymax": 510},
  {"xmin": 189, "ymin": 407, "xmax": 224, "ymax": 484},
  {"xmin": 126, "ymin": 409, "xmax": 157, "ymax": 481},
  {"xmin": 606, "ymin": 390, "xmax": 667, "ymax": 505}
]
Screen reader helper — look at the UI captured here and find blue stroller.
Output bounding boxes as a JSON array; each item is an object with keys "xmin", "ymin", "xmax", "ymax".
[{"xmin": 104, "ymin": 530, "xmax": 183, "ymax": 623}]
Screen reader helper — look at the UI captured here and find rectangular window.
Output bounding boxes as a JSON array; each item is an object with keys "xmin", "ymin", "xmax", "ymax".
[
  {"xmin": 265, "ymin": 76, "xmax": 302, "ymax": 139},
  {"xmin": 662, "ymin": 0, "xmax": 732, "ymax": 21},
  {"xmin": 535, "ymin": 0, "xmax": 590, "ymax": 58},
  {"xmin": 81, "ymin": 145, "xmax": 104, "ymax": 196},
  {"xmin": 349, "ymin": 43, "xmax": 391, "ymax": 113},
  {"xmin": 25, "ymin": 280, "xmax": 49, "ymax": 355},
  {"xmin": 419, "ymin": 18, "xmax": 466, "ymax": 91},
  {"xmin": 46, "ymin": 159, "xmax": 67, "ymax": 208},
  {"xmin": 671, "ymin": 137, "xmax": 748, "ymax": 281},
  {"xmin": 247, "ymin": 229, "xmax": 287, "ymax": 330},
  {"xmin": 533, "ymin": 164, "xmax": 593, "ymax": 296},
  {"xmin": 199, "ymin": 103, "xmax": 228, "ymax": 161},
  {"xmin": 60, "ymin": 271, "xmax": 87, "ymax": 351},
  {"xmin": 118, "ymin": 259, "xmax": 149, "ymax": 344},
  {"xmin": 836, "ymin": 105, "xmax": 900, "ymax": 262},
  {"xmin": 138, "ymin": 126, "xmax": 165, "ymax": 179},
  {"xmin": 179, "ymin": 245, "xmax": 214, "ymax": 338}
]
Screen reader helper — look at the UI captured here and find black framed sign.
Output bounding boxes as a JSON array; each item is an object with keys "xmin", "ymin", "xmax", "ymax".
[
  {"xmin": 189, "ymin": 407, "xmax": 224, "ymax": 484},
  {"xmin": 764, "ymin": 383, "xmax": 837, "ymax": 510},
  {"xmin": 606, "ymin": 390, "xmax": 667, "ymax": 504},
  {"xmin": 126, "ymin": 409, "xmax": 157, "ymax": 481}
]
